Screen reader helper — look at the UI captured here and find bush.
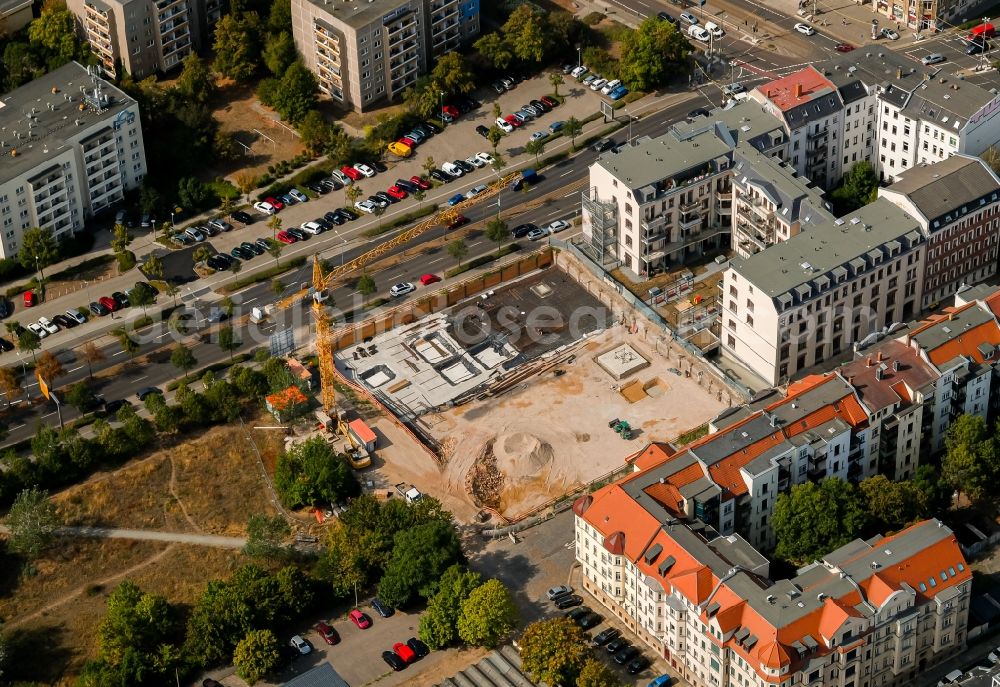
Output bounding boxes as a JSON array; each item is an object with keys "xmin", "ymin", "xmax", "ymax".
[
  {"xmin": 582, "ymin": 11, "xmax": 605, "ymax": 25},
  {"xmin": 132, "ymin": 315, "xmax": 154, "ymax": 330},
  {"xmin": 165, "ymin": 353, "xmax": 251, "ymax": 391}
]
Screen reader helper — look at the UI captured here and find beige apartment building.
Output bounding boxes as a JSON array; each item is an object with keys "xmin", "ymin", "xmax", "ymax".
[
  {"xmin": 0, "ymin": 0, "xmax": 33, "ymax": 35},
  {"xmin": 291, "ymin": 0, "xmax": 480, "ymax": 112},
  {"xmin": 66, "ymin": 0, "xmax": 220, "ymax": 78}
]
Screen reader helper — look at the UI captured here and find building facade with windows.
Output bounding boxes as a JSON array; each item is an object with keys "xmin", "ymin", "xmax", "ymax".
[
  {"xmin": 0, "ymin": 62, "xmax": 146, "ymax": 259},
  {"xmin": 869, "ymin": 0, "xmax": 992, "ymax": 33},
  {"xmin": 0, "ymin": 0, "xmax": 33, "ymax": 35},
  {"xmin": 66, "ymin": 0, "xmax": 219, "ymax": 79},
  {"xmin": 291, "ymin": 0, "xmax": 479, "ymax": 112}
]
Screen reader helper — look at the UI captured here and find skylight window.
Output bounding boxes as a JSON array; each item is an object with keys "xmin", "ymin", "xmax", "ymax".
[
  {"xmin": 919, "ymin": 582, "xmax": 927, "ymax": 592},
  {"xmin": 958, "ymin": 563, "xmax": 966, "ymax": 572},
  {"xmin": 929, "ymin": 577, "xmax": 937, "ymax": 587}
]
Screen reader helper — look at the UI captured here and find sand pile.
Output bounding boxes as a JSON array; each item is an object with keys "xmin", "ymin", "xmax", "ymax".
[{"xmin": 494, "ymin": 432, "xmax": 554, "ymax": 477}]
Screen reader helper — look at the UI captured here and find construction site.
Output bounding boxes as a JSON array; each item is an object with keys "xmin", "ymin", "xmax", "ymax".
[{"xmin": 335, "ymin": 266, "xmax": 727, "ymax": 520}]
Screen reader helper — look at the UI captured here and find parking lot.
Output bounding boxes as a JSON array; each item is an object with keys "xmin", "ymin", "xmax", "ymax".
[{"xmin": 900, "ymin": 33, "xmax": 1000, "ymax": 90}]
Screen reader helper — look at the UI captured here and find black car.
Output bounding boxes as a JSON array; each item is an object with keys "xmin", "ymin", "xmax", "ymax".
[
  {"xmin": 52, "ymin": 314, "xmax": 76, "ymax": 329},
  {"xmin": 429, "ymin": 169, "xmax": 450, "ymax": 183},
  {"xmin": 407, "ymin": 637, "xmax": 429, "ymax": 658},
  {"xmin": 627, "ymin": 655, "xmax": 651, "ymax": 675},
  {"xmin": 89, "ymin": 301, "xmax": 110, "ymax": 316},
  {"xmin": 137, "ymin": 387, "xmax": 163, "ymax": 402},
  {"xmin": 0, "ymin": 299, "xmax": 10, "ymax": 319},
  {"xmin": 369, "ymin": 195, "xmax": 389, "ymax": 208},
  {"xmin": 476, "ymin": 124, "xmax": 491, "ymax": 138},
  {"xmin": 530, "ymin": 99, "xmax": 550, "ymax": 113},
  {"xmin": 512, "ymin": 223, "xmax": 538, "ymax": 238},
  {"xmin": 321, "ymin": 178, "xmax": 342, "ymax": 191},
  {"xmin": 555, "ymin": 594, "xmax": 583, "ymax": 610},
  {"xmin": 231, "ymin": 210, "xmax": 254, "ymax": 225},
  {"xmin": 102, "ymin": 398, "xmax": 129, "ymax": 414},
  {"xmin": 967, "ymin": 37, "xmax": 988, "ymax": 54},
  {"xmin": 338, "ymin": 207, "xmax": 359, "ymax": 220},
  {"xmin": 566, "ymin": 606, "xmax": 591, "ymax": 621},
  {"xmin": 413, "ymin": 123, "xmax": 433, "ymax": 137},
  {"xmin": 592, "ymin": 139, "xmax": 615, "ymax": 152},
  {"xmin": 454, "ymin": 159, "xmax": 475, "ymax": 173},
  {"xmin": 687, "ymin": 108, "xmax": 710, "ymax": 120},
  {"xmin": 594, "ymin": 628, "xmax": 621, "ymax": 646},
  {"xmin": 241, "ymin": 241, "xmax": 263, "ymax": 256},
  {"xmin": 578, "ymin": 612, "xmax": 602, "ymax": 629},
  {"xmin": 375, "ymin": 191, "xmax": 397, "ymax": 205},
  {"xmin": 135, "ymin": 280, "xmax": 159, "ymax": 296},
  {"xmin": 370, "ymin": 160, "xmax": 387, "ymax": 173},
  {"xmin": 231, "ymin": 246, "xmax": 252, "ymax": 261},
  {"xmin": 111, "ymin": 291, "xmax": 130, "ymax": 308},
  {"xmin": 324, "ymin": 211, "xmax": 345, "ymax": 225},
  {"xmin": 255, "ymin": 238, "xmax": 274, "ymax": 252},
  {"xmin": 314, "ymin": 217, "xmax": 333, "ymax": 230},
  {"xmin": 203, "ymin": 680, "xmax": 224, "ymax": 687},
  {"xmin": 382, "ymin": 651, "xmax": 406, "ymax": 671},
  {"xmin": 286, "ymin": 227, "xmax": 307, "ymax": 241},
  {"xmin": 492, "ymin": 80, "xmax": 505, "ymax": 94},
  {"xmin": 372, "ymin": 598, "xmax": 394, "ymax": 617},
  {"xmin": 0, "ymin": 337, "xmax": 13, "ymax": 352},
  {"xmin": 307, "ymin": 183, "xmax": 328, "ymax": 195},
  {"xmin": 395, "ymin": 179, "xmax": 418, "ymax": 193},
  {"xmin": 657, "ymin": 10, "xmax": 675, "ymax": 21},
  {"xmin": 207, "ymin": 254, "xmax": 231, "ymax": 271},
  {"xmin": 423, "ymin": 121, "xmax": 441, "ymax": 134},
  {"xmin": 607, "ymin": 637, "xmax": 630, "ymax": 653},
  {"xmin": 614, "ymin": 646, "xmax": 640, "ymax": 665}
]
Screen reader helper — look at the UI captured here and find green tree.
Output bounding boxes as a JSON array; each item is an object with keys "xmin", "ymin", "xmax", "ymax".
[
  {"xmin": 419, "ymin": 564, "xmax": 483, "ymax": 649},
  {"xmin": 525, "ymin": 137, "xmax": 546, "ymax": 164},
  {"xmin": 178, "ymin": 176, "xmax": 211, "ymax": 211},
  {"xmin": 193, "ymin": 245, "xmax": 214, "ymax": 266},
  {"xmin": 549, "ymin": 72, "xmax": 564, "ymax": 98},
  {"xmin": 273, "ymin": 436, "xmax": 361, "ymax": 509},
  {"xmin": 267, "ymin": 243, "xmax": 284, "ymax": 270},
  {"xmin": 772, "ymin": 478, "xmax": 868, "ymax": 563},
  {"xmin": 457, "ymin": 579, "xmax": 519, "ymax": 648},
  {"xmin": 860, "ymin": 475, "xmax": 926, "ymax": 530},
  {"xmin": 519, "ymin": 617, "xmax": 591, "ymax": 686},
  {"xmin": 487, "ymin": 125, "xmax": 504, "ymax": 157},
  {"xmin": 230, "ymin": 365, "xmax": 268, "ymax": 399},
  {"xmin": 5, "ymin": 487, "xmax": 59, "ymax": 558},
  {"xmin": 16, "ymin": 327, "xmax": 41, "ymax": 361},
  {"xmin": 263, "ymin": 30, "xmax": 296, "ymax": 77},
  {"xmin": 213, "ymin": 12, "xmax": 262, "ymax": 82},
  {"xmin": 982, "ymin": 145, "xmax": 1000, "ymax": 176},
  {"xmin": 142, "ymin": 254, "xmax": 165, "ymax": 282},
  {"xmin": 831, "ymin": 161, "xmax": 879, "ymax": 213},
  {"xmin": 65, "ymin": 381, "xmax": 98, "ymax": 413},
  {"xmin": 485, "ymin": 218, "xmax": 508, "ymax": 256},
  {"xmin": 447, "ymin": 239, "xmax": 468, "ymax": 268},
  {"xmin": 4, "ymin": 42, "xmax": 41, "ymax": 90},
  {"xmin": 116, "ymin": 330, "xmax": 140, "ymax": 361},
  {"xmin": 357, "ymin": 273, "xmax": 377, "ymax": 298},
  {"xmin": 502, "ymin": 6, "xmax": 547, "ymax": 64},
  {"xmin": 130, "ymin": 284, "xmax": 155, "ymax": 316},
  {"xmin": 422, "ymin": 156, "xmax": 437, "ymax": 178},
  {"xmin": 913, "ymin": 464, "xmax": 952, "ymax": 516},
  {"xmin": 233, "ymin": 628, "xmax": 281, "ymax": 684},
  {"xmin": 170, "ymin": 344, "xmax": 197, "ymax": 375},
  {"xmin": 111, "ymin": 222, "xmax": 134, "ymax": 271},
  {"xmin": 474, "ymin": 32, "xmax": 513, "ymax": 70},
  {"xmin": 430, "ymin": 51, "xmax": 475, "ymax": 95},
  {"xmin": 618, "ymin": 17, "xmax": 689, "ymax": 91},
  {"xmin": 942, "ymin": 413, "xmax": 997, "ymax": 504},
  {"xmin": 377, "ymin": 520, "xmax": 465, "ymax": 607},
  {"xmin": 299, "ymin": 110, "xmax": 334, "ymax": 156},
  {"xmin": 28, "ymin": 7, "xmax": 80, "ymax": 65},
  {"xmin": 218, "ymin": 325, "xmax": 241, "ymax": 360},
  {"xmin": 18, "ymin": 226, "xmax": 59, "ymax": 277},
  {"xmin": 139, "ymin": 184, "xmax": 162, "ymax": 216},
  {"xmin": 175, "ymin": 53, "xmax": 215, "ymax": 104},
  {"xmin": 271, "ymin": 61, "xmax": 318, "ymax": 124},
  {"xmin": 94, "ymin": 580, "xmax": 181, "ymax": 683},
  {"xmin": 244, "ymin": 513, "xmax": 291, "ymax": 560},
  {"xmin": 576, "ymin": 659, "xmax": 622, "ymax": 687},
  {"xmin": 563, "ymin": 117, "xmax": 583, "ymax": 150},
  {"xmin": 403, "ymin": 77, "xmax": 439, "ymax": 118}
]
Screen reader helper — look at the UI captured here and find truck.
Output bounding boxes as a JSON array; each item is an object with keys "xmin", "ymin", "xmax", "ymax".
[
  {"xmin": 394, "ymin": 482, "xmax": 423, "ymax": 503},
  {"xmin": 969, "ymin": 22, "xmax": 995, "ymax": 39},
  {"xmin": 510, "ymin": 168, "xmax": 538, "ymax": 191}
]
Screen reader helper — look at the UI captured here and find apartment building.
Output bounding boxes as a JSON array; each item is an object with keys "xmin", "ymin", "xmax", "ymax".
[
  {"xmin": 878, "ymin": 155, "xmax": 1000, "ymax": 308},
  {"xmin": 574, "ymin": 487, "xmax": 971, "ymax": 687},
  {"xmin": 750, "ymin": 66, "xmax": 847, "ymax": 190},
  {"xmin": 291, "ymin": 0, "xmax": 480, "ymax": 112},
  {"xmin": 870, "ymin": 0, "xmax": 991, "ymax": 32},
  {"xmin": 0, "ymin": 62, "xmax": 147, "ymax": 259},
  {"xmin": 721, "ymin": 198, "xmax": 926, "ymax": 386},
  {"xmin": 731, "ymin": 145, "xmax": 834, "ymax": 259},
  {"xmin": 0, "ymin": 0, "xmax": 33, "ymax": 35},
  {"xmin": 66, "ymin": 0, "xmax": 219, "ymax": 79},
  {"xmin": 581, "ymin": 100, "xmax": 787, "ymax": 278}
]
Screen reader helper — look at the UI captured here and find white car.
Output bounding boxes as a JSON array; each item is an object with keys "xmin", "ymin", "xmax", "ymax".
[
  {"xmin": 590, "ymin": 78, "xmax": 608, "ymax": 91},
  {"xmin": 881, "ymin": 27, "xmax": 899, "ymax": 40},
  {"xmin": 475, "ymin": 152, "xmax": 495, "ymax": 165},
  {"xmin": 496, "ymin": 117, "xmax": 514, "ymax": 133},
  {"xmin": 354, "ymin": 199, "xmax": 377, "ymax": 214},
  {"xmin": 300, "ymin": 221, "xmax": 324, "ymax": 235},
  {"xmin": 465, "ymin": 155, "xmax": 486, "ymax": 168},
  {"xmin": 705, "ymin": 21, "xmax": 724, "ymax": 37},
  {"xmin": 527, "ymin": 227, "xmax": 549, "ymax": 240},
  {"xmin": 571, "ymin": 65, "xmax": 588, "ymax": 78},
  {"xmin": 547, "ymin": 219, "xmax": 570, "ymax": 233},
  {"xmin": 688, "ymin": 25, "xmax": 710, "ymax": 43},
  {"xmin": 290, "ymin": 635, "xmax": 312, "ymax": 655},
  {"xmin": 794, "ymin": 22, "xmax": 816, "ymax": 35},
  {"xmin": 601, "ymin": 79, "xmax": 622, "ymax": 95},
  {"xmin": 66, "ymin": 309, "xmax": 86, "ymax": 325},
  {"xmin": 353, "ymin": 163, "xmax": 376, "ymax": 178},
  {"xmin": 722, "ymin": 82, "xmax": 746, "ymax": 96},
  {"xmin": 389, "ymin": 282, "xmax": 416, "ymax": 298},
  {"xmin": 921, "ymin": 53, "xmax": 946, "ymax": 65},
  {"xmin": 27, "ymin": 322, "xmax": 47, "ymax": 339},
  {"xmin": 38, "ymin": 317, "xmax": 59, "ymax": 335},
  {"xmin": 288, "ymin": 188, "xmax": 308, "ymax": 203},
  {"xmin": 441, "ymin": 161, "xmax": 464, "ymax": 178},
  {"xmin": 465, "ymin": 184, "xmax": 488, "ymax": 199},
  {"xmin": 680, "ymin": 11, "xmax": 698, "ymax": 24},
  {"xmin": 253, "ymin": 201, "xmax": 276, "ymax": 215}
]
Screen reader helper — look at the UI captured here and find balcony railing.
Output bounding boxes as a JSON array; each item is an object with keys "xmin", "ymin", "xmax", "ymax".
[
  {"xmin": 808, "ymin": 128, "xmax": 829, "ymax": 141},
  {"xmin": 679, "ymin": 214, "xmax": 702, "ymax": 231}
]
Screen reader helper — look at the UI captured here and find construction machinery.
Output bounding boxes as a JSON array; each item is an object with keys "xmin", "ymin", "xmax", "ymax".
[{"xmin": 279, "ymin": 171, "xmax": 520, "ymax": 415}]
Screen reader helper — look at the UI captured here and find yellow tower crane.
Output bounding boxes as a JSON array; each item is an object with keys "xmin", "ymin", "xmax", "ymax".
[{"xmin": 279, "ymin": 171, "xmax": 521, "ymax": 414}]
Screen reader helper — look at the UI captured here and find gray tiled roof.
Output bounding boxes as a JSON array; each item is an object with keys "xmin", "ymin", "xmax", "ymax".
[
  {"xmin": 302, "ymin": 0, "xmax": 417, "ymax": 29},
  {"xmin": 733, "ymin": 147, "xmax": 834, "ymax": 228},
  {"xmin": 282, "ymin": 663, "xmax": 350, "ymax": 687},
  {"xmin": 882, "ymin": 155, "xmax": 1000, "ymax": 224}
]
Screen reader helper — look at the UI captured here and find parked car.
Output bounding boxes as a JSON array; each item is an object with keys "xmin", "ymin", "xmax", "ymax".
[
  {"xmin": 475, "ymin": 152, "xmax": 495, "ymax": 166},
  {"xmin": 441, "ymin": 161, "xmax": 464, "ymax": 177},
  {"xmin": 349, "ymin": 609, "xmax": 372, "ymax": 629},
  {"xmin": 592, "ymin": 139, "xmax": 615, "ymax": 152},
  {"xmin": 388, "ymin": 141, "xmax": 412, "ymax": 157},
  {"xmin": 299, "ymin": 221, "xmax": 324, "ymax": 235},
  {"xmin": 288, "ymin": 188, "xmax": 308, "ymax": 203},
  {"xmin": 722, "ymin": 83, "xmax": 746, "ymax": 96},
  {"xmin": 382, "ymin": 651, "xmax": 406, "ymax": 671},
  {"xmin": 256, "ymin": 238, "xmax": 275, "ymax": 252},
  {"xmin": 265, "ymin": 196, "xmax": 284, "ymax": 210},
  {"xmin": 314, "ymin": 622, "xmax": 340, "ymax": 645},
  {"xmin": 390, "ymin": 282, "xmax": 416, "ymax": 298},
  {"xmin": 393, "ymin": 642, "xmax": 416, "ymax": 664},
  {"xmin": 278, "ymin": 193, "xmax": 296, "ymax": 207},
  {"xmin": 37, "ymin": 317, "xmax": 59, "ymax": 335},
  {"xmin": 527, "ymin": 227, "xmax": 549, "ymax": 241},
  {"xmin": 331, "ymin": 169, "xmax": 352, "ymax": 185},
  {"xmin": 496, "ymin": 117, "xmax": 514, "ymax": 133},
  {"xmin": 342, "ymin": 165, "xmax": 363, "ymax": 181},
  {"xmin": 547, "ymin": 219, "xmax": 570, "ymax": 233},
  {"xmin": 372, "ymin": 598, "xmax": 394, "ymax": 618},
  {"xmin": 419, "ymin": 273, "xmax": 441, "ymax": 286},
  {"xmin": 111, "ymin": 291, "xmax": 130, "ymax": 308},
  {"xmin": 607, "ymin": 637, "xmax": 631, "ymax": 653},
  {"xmin": 531, "ymin": 98, "xmax": 550, "ymax": 112},
  {"xmin": 577, "ymin": 612, "xmax": 602, "ymax": 629},
  {"xmin": 476, "ymin": 124, "xmax": 491, "ymax": 138},
  {"xmin": 547, "ymin": 585, "xmax": 574, "ymax": 600},
  {"xmin": 921, "ymin": 53, "xmax": 946, "ymax": 65},
  {"xmin": 99, "ymin": 295, "xmax": 119, "ymax": 312},
  {"xmin": 289, "ymin": 635, "xmax": 312, "ymax": 655},
  {"xmin": 0, "ymin": 299, "xmax": 9, "ymax": 319},
  {"xmin": 286, "ymin": 228, "xmax": 307, "ymax": 241},
  {"xmin": 66, "ymin": 309, "xmax": 87, "ymax": 325},
  {"xmin": 549, "ymin": 121, "xmax": 565, "ymax": 132},
  {"xmin": 465, "ymin": 154, "xmax": 486, "ymax": 168},
  {"xmin": 793, "ymin": 22, "xmax": 816, "ymax": 35},
  {"xmin": 881, "ymin": 27, "xmax": 900, "ymax": 40},
  {"xmin": 386, "ymin": 185, "xmax": 408, "ymax": 200},
  {"xmin": 253, "ymin": 201, "xmax": 276, "ymax": 215},
  {"xmin": 609, "ymin": 85, "xmax": 629, "ymax": 100},
  {"xmin": 571, "ymin": 65, "xmax": 588, "ymax": 78},
  {"xmin": 276, "ymin": 230, "xmax": 297, "ymax": 243},
  {"xmin": 407, "ymin": 637, "xmax": 429, "ymax": 658},
  {"xmin": 540, "ymin": 95, "xmax": 558, "ymax": 108},
  {"xmin": 429, "ymin": 169, "xmax": 450, "ymax": 183},
  {"xmin": 687, "ymin": 108, "xmax": 710, "ymax": 119},
  {"xmin": 26, "ymin": 322, "xmax": 47, "ymax": 339},
  {"xmin": 207, "ymin": 254, "xmax": 231, "ymax": 271},
  {"xmin": 307, "ymin": 182, "xmax": 328, "ymax": 195},
  {"xmin": 90, "ymin": 301, "xmax": 110, "ymax": 316},
  {"xmin": 355, "ymin": 199, "xmax": 378, "ymax": 214},
  {"xmin": 512, "ymin": 223, "xmax": 538, "ymax": 238},
  {"xmin": 374, "ymin": 191, "xmax": 396, "ymax": 205},
  {"xmin": 555, "ymin": 594, "xmax": 583, "ymax": 609},
  {"xmin": 231, "ymin": 245, "xmax": 253, "ymax": 260},
  {"xmin": 185, "ymin": 226, "xmax": 205, "ymax": 242},
  {"xmin": 241, "ymin": 241, "xmax": 263, "ymax": 256},
  {"xmin": 566, "ymin": 606, "xmax": 591, "ymax": 621},
  {"xmin": 614, "ymin": 646, "xmax": 641, "ymax": 665},
  {"xmin": 593, "ymin": 628, "xmax": 622, "ymax": 646},
  {"xmin": 601, "ymin": 79, "xmax": 622, "ymax": 95},
  {"xmin": 208, "ymin": 218, "xmax": 232, "ymax": 232},
  {"xmin": 680, "ymin": 11, "xmax": 698, "ymax": 24},
  {"xmin": 136, "ymin": 387, "xmax": 163, "ymax": 401},
  {"xmin": 628, "ymin": 656, "xmax": 652, "ymax": 675}
]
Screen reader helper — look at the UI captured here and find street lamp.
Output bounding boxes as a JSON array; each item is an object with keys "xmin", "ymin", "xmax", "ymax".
[
  {"xmin": 576, "ymin": 45, "xmax": 582, "ymax": 69},
  {"xmin": 334, "ymin": 231, "xmax": 347, "ymax": 267},
  {"xmin": 625, "ymin": 108, "xmax": 634, "ymax": 146},
  {"xmin": 15, "ymin": 350, "xmax": 27, "ymax": 401},
  {"xmin": 439, "ymin": 91, "xmax": 445, "ymax": 125}
]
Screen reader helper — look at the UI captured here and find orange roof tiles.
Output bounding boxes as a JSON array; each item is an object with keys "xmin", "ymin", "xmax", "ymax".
[
  {"xmin": 632, "ymin": 442, "xmax": 677, "ymax": 471},
  {"xmin": 670, "ymin": 565, "xmax": 715, "ymax": 604},
  {"xmin": 758, "ymin": 641, "xmax": 794, "ymax": 669},
  {"xmin": 925, "ymin": 318, "xmax": 1000, "ymax": 366},
  {"xmin": 707, "ymin": 430, "xmax": 785, "ymax": 497},
  {"xmin": 757, "ymin": 66, "xmax": 838, "ymax": 112}
]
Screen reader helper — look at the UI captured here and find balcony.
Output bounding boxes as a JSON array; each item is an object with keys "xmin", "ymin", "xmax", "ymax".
[
  {"xmin": 679, "ymin": 214, "xmax": 702, "ymax": 231},
  {"xmin": 807, "ymin": 128, "xmax": 829, "ymax": 142},
  {"xmin": 679, "ymin": 199, "xmax": 701, "ymax": 214},
  {"xmin": 715, "ymin": 199, "xmax": 732, "ymax": 216}
]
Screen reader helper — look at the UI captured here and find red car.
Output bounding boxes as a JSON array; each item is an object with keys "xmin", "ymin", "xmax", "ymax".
[
  {"xmin": 442, "ymin": 105, "xmax": 459, "ymax": 119},
  {"xmin": 398, "ymin": 136, "xmax": 417, "ymax": 148},
  {"xmin": 349, "ymin": 609, "xmax": 372, "ymax": 629},
  {"xmin": 409, "ymin": 175, "xmax": 431, "ymax": 190},
  {"xmin": 447, "ymin": 214, "xmax": 469, "ymax": 230},
  {"xmin": 393, "ymin": 642, "xmax": 417, "ymax": 664},
  {"xmin": 342, "ymin": 165, "xmax": 363, "ymax": 181},
  {"xmin": 23, "ymin": 290, "xmax": 35, "ymax": 307},
  {"xmin": 265, "ymin": 196, "xmax": 284, "ymax": 210},
  {"xmin": 834, "ymin": 43, "xmax": 855, "ymax": 52},
  {"xmin": 420, "ymin": 273, "xmax": 441, "ymax": 286},
  {"xmin": 386, "ymin": 185, "xmax": 408, "ymax": 200},
  {"xmin": 276, "ymin": 230, "xmax": 297, "ymax": 244},
  {"xmin": 540, "ymin": 95, "xmax": 558, "ymax": 108},
  {"xmin": 504, "ymin": 114, "xmax": 522, "ymax": 128},
  {"xmin": 99, "ymin": 295, "xmax": 120, "ymax": 312},
  {"xmin": 314, "ymin": 622, "xmax": 340, "ymax": 645}
]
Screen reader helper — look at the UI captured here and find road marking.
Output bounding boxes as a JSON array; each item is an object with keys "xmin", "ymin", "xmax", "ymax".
[
  {"xmin": 10, "ymin": 424, "xmax": 24, "ymax": 431},
  {"xmin": 68, "ymin": 366, "xmax": 83, "ymax": 373},
  {"xmin": 559, "ymin": 170, "xmax": 574, "ymax": 178},
  {"xmin": 113, "ymin": 350, "xmax": 125, "ymax": 357},
  {"xmin": 156, "ymin": 333, "xmax": 170, "ymax": 341},
  {"xmin": 243, "ymin": 296, "xmax": 258, "ymax": 304},
  {"xmin": 133, "ymin": 375, "xmax": 148, "ymax": 383},
  {"xmin": 562, "ymin": 191, "xmax": 576, "ymax": 198},
  {"xmin": 41, "ymin": 411, "xmax": 56, "ymax": 419}
]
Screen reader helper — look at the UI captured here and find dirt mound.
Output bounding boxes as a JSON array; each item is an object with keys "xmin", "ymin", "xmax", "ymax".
[
  {"xmin": 494, "ymin": 432, "xmax": 554, "ymax": 475},
  {"xmin": 466, "ymin": 440, "xmax": 503, "ymax": 510}
]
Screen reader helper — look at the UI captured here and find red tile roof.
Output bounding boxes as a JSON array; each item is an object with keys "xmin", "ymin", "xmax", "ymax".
[
  {"xmin": 632, "ymin": 442, "xmax": 677, "ymax": 471},
  {"xmin": 756, "ymin": 66, "xmax": 838, "ymax": 112}
]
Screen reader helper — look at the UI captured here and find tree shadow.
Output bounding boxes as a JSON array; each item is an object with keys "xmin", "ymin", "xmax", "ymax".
[
  {"xmin": 469, "ymin": 547, "xmax": 547, "ymax": 622},
  {"xmin": 0, "ymin": 546, "xmax": 26, "ymax": 599},
  {"xmin": 5, "ymin": 624, "xmax": 75, "ymax": 683}
]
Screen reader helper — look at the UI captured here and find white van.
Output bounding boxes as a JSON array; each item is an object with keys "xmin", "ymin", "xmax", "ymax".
[
  {"xmin": 688, "ymin": 24, "xmax": 710, "ymax": 43},
  {"xmin": 704, "ymin": 21, "xmax": 725, "ymax": 37}
]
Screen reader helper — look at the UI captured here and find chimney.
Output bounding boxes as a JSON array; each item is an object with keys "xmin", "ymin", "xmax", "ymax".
[
  {"xmin": 893, "ymin": 360, "xmax": 900, "ymax": 372},
  {"xmin": 794, "ymin": 82, "xmax": 803, "ymax": 98},
  {"xmin": 847, "ymin": 375, "xmax": 855, "ymax": 386},
  {"xmin": 866, "ymin": 356, "xmax": 873, "ymax": 367},
  {"xmin": 877, "ymin": 351, "xmax": 884, "ymax": 363}
]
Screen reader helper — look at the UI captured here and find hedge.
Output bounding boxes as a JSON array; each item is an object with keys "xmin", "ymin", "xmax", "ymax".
[
  {"xmin": 361, "ymin": 204, "xmax": 439, "ymax": 237},
  {"xmin": 445, "ymin": 243, "xmax": 520, "ymax": 278},
  {"xmin": 257, "ymin": 159, "xmax": 335, "ymax": 201},
  {"xmin": 165, "ymin": 352, "xmax": 253, "ymax": 391}
]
